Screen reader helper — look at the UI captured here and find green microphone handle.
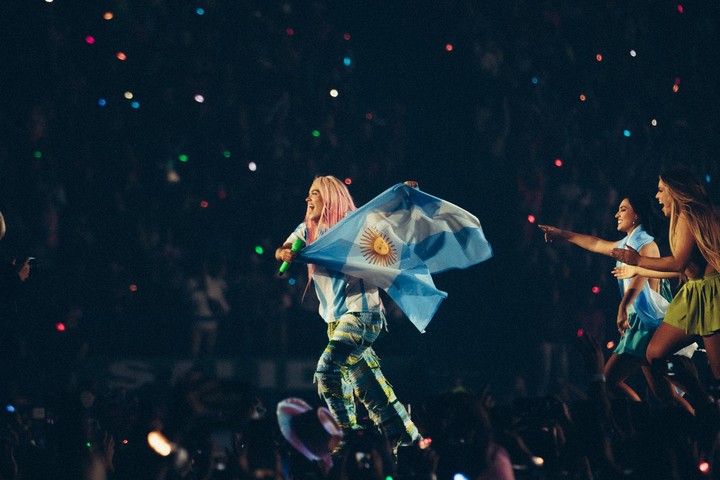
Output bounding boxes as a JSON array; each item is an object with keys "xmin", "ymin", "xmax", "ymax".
[{"xmin": 279, "ymin": 238, "xmax": 304, "ymax": 275}]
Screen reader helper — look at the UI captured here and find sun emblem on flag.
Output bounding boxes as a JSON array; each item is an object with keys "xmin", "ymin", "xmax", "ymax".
[{"xmin": 360, "ymin": 227, "xmax": 398, "ymax": 267}]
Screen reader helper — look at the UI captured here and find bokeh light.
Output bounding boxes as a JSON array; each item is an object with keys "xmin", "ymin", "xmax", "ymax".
[
  {"xmin": 329, "ymin": 89, "xmax": 339, "ymax": 98},
  {"xmin": 116, "ymin": 52, "xmax": 127, "ymax": 61},
  {"xmin": 248, "ymin": 162, "xmax": 257, "ymax": 171},
  {"xmin": 103, "ymin": 11, "xmax": 114, "ymax": 20},
  {"xmin": 527, "ymin": 214, "xmax": 536, "ymax": 223},
  {"xmin": 85, "ymin": 35, "xmax": 95, "ymax": 45}
]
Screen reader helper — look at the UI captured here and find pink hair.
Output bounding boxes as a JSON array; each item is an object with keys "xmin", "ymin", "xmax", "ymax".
[
  {"xmin": 305, "ymin": 176, "xmax": 357, "ymax": 244},
  {"xmin": 304, "ymin": 176, "xmax": 356, "ymax": 283}
]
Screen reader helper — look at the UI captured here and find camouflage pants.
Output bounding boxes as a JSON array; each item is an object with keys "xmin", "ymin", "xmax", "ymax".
[{"xmin": 315, "ymin": 312, "xmax": 420, "ymax": 444}]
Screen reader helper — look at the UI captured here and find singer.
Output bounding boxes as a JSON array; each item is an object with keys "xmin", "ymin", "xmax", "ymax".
[{"xmin": 274, "ymin": 175, "xmax": 421, "ymax": 456}]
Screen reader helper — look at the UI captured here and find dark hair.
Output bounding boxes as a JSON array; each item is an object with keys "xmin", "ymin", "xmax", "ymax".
[{"xmin": 621, "ymin": 192, "xmax": 657, "ymax": 236}]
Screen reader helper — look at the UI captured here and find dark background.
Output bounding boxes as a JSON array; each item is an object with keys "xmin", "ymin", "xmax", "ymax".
[{"xmin": 1, "ymin": 0, "xmax": 720, "ymax": 404}]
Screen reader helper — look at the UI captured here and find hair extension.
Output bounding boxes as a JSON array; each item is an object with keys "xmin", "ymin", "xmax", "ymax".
[{"xmin": 661, "ymin": 169, "xmax": 720, "ymax": 273}]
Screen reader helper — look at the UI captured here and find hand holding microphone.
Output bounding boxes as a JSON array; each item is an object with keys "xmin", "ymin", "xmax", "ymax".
[{"xmin": 279, "ymin": 239, "xmax": 304, "ymax": 275}]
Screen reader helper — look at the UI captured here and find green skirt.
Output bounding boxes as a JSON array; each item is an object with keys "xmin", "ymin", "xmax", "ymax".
[{"xmin": 664, "ymin": 272, "xmax": 720, "ymax": 336}]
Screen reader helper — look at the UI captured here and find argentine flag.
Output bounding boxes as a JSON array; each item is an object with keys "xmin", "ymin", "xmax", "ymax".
[{"xmin": 297, "ymin": 183, "xmax": 493, "ymax": 332}]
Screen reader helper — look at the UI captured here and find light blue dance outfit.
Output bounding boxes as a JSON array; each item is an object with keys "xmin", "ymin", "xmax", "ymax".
[{"xmin": 613, "ymin": 226, "xmax": 673, "ymax": 357}]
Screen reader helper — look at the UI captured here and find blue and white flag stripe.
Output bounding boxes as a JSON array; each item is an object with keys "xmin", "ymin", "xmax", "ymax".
[{"xmin": 297, "ymin": 183, "xmax": 493, "ymax": 332}]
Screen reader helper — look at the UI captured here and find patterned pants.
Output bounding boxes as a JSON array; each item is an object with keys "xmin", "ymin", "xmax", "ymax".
[{"xmin": 315, "ymin": 312, "xmax": 420, "ymax": 445}]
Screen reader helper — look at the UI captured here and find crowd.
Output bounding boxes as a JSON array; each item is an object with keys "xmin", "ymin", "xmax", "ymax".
[
  {"xmin": 2, "ymin": 0, "xmax": 720, "ymax": 478},
  {"xmin": 0, "ymin": 333, "xmax": 718, "ymax": 479}
]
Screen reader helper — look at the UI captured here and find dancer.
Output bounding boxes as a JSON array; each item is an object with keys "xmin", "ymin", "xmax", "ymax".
[
  {"xmin": 538, "ymin": 194, "xmax": 676, "ymax": 402},
  {"xmin": 612, "ymin": 169, "xmax": 720, "ymax": 407},
  {"xmin": 275, "ymin": 176, "xmax": 421, "ymax": 453}
]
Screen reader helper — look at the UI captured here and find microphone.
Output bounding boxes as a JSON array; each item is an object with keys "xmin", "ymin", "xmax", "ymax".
[{"xmin": 279, "ymin": 239, "xmax": 304, "ymax": 275}]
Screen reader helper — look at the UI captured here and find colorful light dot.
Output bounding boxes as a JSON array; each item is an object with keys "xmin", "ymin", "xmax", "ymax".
[
  {"xmin": 592, "ymin": 286, "xmax": 601, "ymax": 294},
  {"xmin": 312, "ymin": 130, "xmax": 320, "ymax": 137},
  {"xmin": 131, "ymin": 101, "xmax": 140, "ymax": 109},
  {"xmin": 223, "ymin": 150, "xmax": 231, "ymax": 158},
  {"xmin": 706, "ymin": 174, "xmax": 711, "ymax": 183},
  {"xmin": 445, "ymin": 43, "xmax": 454, "ymax": 52},
  {"xmin": 577, "ymin": 329, "xmax": 584, "ymax": 337},
  {"xmin": 343, "ymin": 57, "xmax": 351, "ymax": 67},
  {"xmin": 55, "ymin": 322, "xmax": 66, "ymax": 332},
  {"xmin": 5, "ymin": 405, "xmax": 15, "ymax": 413},
  {"xmin": 179, "ymin": 154, "xmax": 189, "ymax": 162},
  {"xmin": 288, "ymin": 278, "xmax": 296, "ymax": 286},
  {"xmin": 579, "ymin": 93, "xmax": 587, "ymax": 101},
  {"xmin": 196, "ymin": 8, "xmax": 205, "ymax": 15},
  {"xmin": 595, "ymin": 53, "xmax": 603, "ymax": 62},
  {"xmin": 33, "ymin": 151, "xmax": 42, "ymax": 159},
  {"xmin": 606, "ymin": 341, "xmax": 615, "ymax": 349},
  {"xmin": 103, "ymin": 11, "xmax": 114, "ymax": 20},
  {"xmin": 286, "ymin": 27, "xmax": 295, "ymax": 36},
  {"xmin": 85, "ymin": 35, "xmax": 95, "ymax": 45},
  {"xmin": 194, "ymin": 94, "xmax": 205, "ymax": 103},
  {"xmin": 116, "ymin": 52, "xmax": 127, "ymax": 61},
  {"xmin": 531, "ymin": 76, "xmax": 538, "ymax": 84},
  {"xmin": 248, "ymin": 162, "xmax": 257, "ymax": 171},
  {"xmin": 365, "ymin": 113, "xmax": 373, "ymax": 120},
  {"xmin": 651, "ymin": 119, "xmax": 658, "ymax": 126},
  {"xmin": 344, "ymin": 178, "xmax": 352, "ymax": 185},
  {"xmin": 527, "ymin": 214, "xmax": 536, "ymax": 223},
  {"xmin": 554, "ymin": 158, "xmax": 563, "ymax": 167},
  {"xmin": 124, "ymin": 91, "xmax": 133, "ymax": 99},
  {"xmin": 129, "ymin": 284, "xmax": 138, "ymax": 292},
  {"xmin": 329, "ymin": 89, "xmax": 339, "ymax": 98},
  {"xmin": 675, "ymin": 77, "xmax": 681, "ymax": 85},
  {"xmin": 698, "ymin": 461, "xmax": 709, "ymax": 473},
  {"xmin": 623, "ymin": 129, "xmax": 631, "ymax": 137},
  {"xmin": 672, "ymin": 84, "xmax": 680, "ymax": 93},
  {"xmin": 200, "ymin": 200, "xmax": 209, "ymax": 208},
  {"xmin": 98, "ymin": 98, "xmax": 106, "ymax": 106},
  {"xmin": 630, "ymin": 49, "xmax": 637, "ymax": 57},
  {"xmin": 677, "ymin": 4, "xmax": 684, "ymax": 14},
  {"xmin": 255, "ymin": 246, "xmax": 264, "ymax": 255},
  {"xmin": 343, "ymin": 33, "xmax": 351, "ymax": 41}
]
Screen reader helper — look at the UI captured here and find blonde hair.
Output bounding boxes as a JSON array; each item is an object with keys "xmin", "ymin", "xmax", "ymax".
[
  {"xmin": 0, "ymin": 211, "xmax": 5, "ymax": 241},
  {"xmin": 305, "ymin": 176, "xmax": 357, "ymax": 244},
  {"xmin": 661, "ymin": 170, "xmax": 720, "ymax": 272}
]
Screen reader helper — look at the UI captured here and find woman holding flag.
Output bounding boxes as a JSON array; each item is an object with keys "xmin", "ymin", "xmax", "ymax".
[{"xmin": 275, "ymin": 176, "xmax": 422, "ymax": 454}]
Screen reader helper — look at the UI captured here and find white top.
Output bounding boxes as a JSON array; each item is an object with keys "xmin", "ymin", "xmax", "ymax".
[{"xmin": 286, "ymin": 223, "xmax": 382, "ymax": 323}]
